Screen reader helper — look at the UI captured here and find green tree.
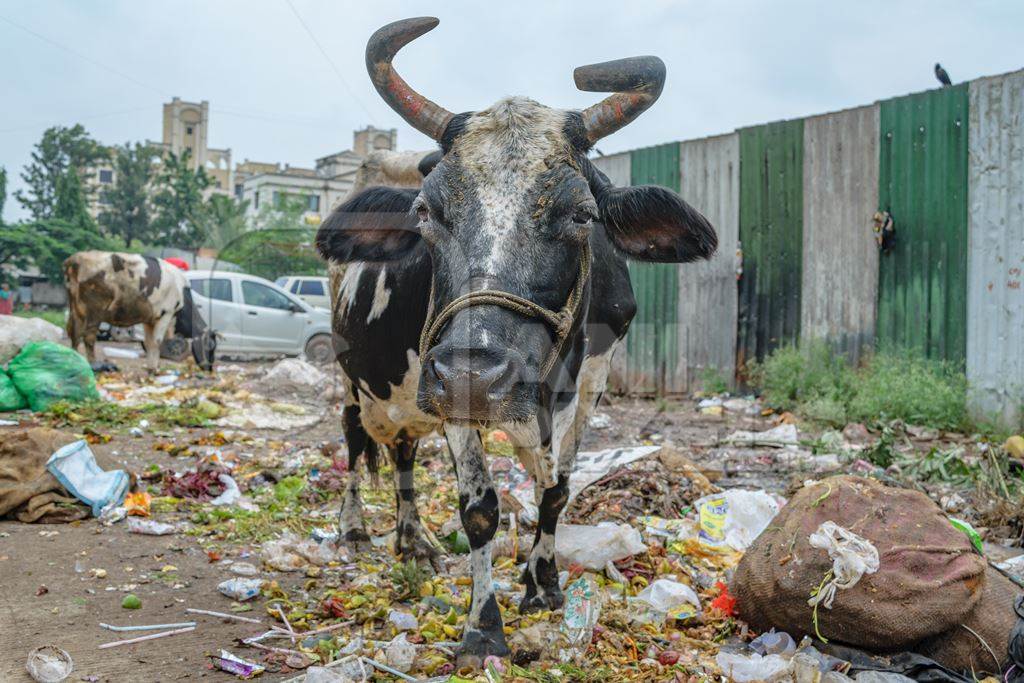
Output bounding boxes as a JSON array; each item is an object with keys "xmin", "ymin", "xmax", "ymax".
[
  {"xmin": 151, "ymin": 151, "xmax": 211, "ymax": 251},
  {"xmin": 0, "ymin": 166, "xmax": 7, "ymax": 217},
  {"xmin": 219, "ymin": 195, "xmax": 323, "ymax": 280},
  {"xmin": 98, "ymin": 143, "xmax": 158, "ymax": 247},
  {"xmin": 1, "ymin": 166, "xmax": 38, "ymax": 272},
  {"xmin": 52, "ymin": 170, "xmax": 95, "ymax": 229},
  {"xmin": 16, "ymin": 124, "xmax": 105, "ymax": 219},
  {"xmin": 30, "ymin": 218, "xmax": 113, "ymax": 280},
  {"xmin": 203, "ymin": 194, "xmax": 250, "ymax": 249}
]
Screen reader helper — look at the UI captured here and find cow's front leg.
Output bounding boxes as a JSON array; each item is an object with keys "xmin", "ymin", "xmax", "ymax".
[
  {"xmin": 338, "ymin": 401, "xmax": 373, "ymax": 547},
  {"xmin": 516, "ymin": 397, "xmax": 581, "ymax": 614},
  {"xmin": 445, "ymin": 425, "xmax": 509, "ymax": 666},
  {"xmin": 520, "ymin": 474, "xmax": 569, "ymax": 612},
  {"xmin": 390, "ymin": 438, "xmax": 440, "ymax": 569}
]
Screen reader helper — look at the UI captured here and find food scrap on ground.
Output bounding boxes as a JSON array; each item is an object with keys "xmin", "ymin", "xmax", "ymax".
[{"xmin": 1, "ymin": 349, "xmax": 1022, "ymax": 682}]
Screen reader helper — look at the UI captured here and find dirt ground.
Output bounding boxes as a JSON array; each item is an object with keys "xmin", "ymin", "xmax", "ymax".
[{"xmin": 0, "ymin": 345, "xmax": 1018, "ymax": 682}]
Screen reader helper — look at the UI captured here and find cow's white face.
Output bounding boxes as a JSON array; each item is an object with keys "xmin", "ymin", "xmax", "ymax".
[{"xmin": 413, "ymin": 98, "xmax": 597, "ymax": 423}]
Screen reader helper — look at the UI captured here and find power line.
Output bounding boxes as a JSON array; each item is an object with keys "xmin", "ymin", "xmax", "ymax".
[
  {"xmin": 0, "ymin": 13, "xmax": 164, "ymax": 96},
  {"xmin": 283, "ymin": 0, "xmax": 375, "ymax": 119},
  {"xmin": 0, "ymin": 12, "xmax": 357, "ymax": 135},
  {"xmin": 0, "ymin": 105, "xmax": 158, "ymax": 135}
]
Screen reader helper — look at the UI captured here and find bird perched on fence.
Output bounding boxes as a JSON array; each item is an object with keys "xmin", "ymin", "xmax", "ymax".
[{"xmin": 934, "ymin": 63, "xmax": 952, "ymax": 87}]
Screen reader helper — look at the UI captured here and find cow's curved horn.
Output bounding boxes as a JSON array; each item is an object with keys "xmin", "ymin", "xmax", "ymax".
[
  {"xmin": 366, "ymin": 17, "xmax": 454, "ymax": 141},
  {"xmin": 575, "ymin": 56, "xmax": 666, "ymax": 143}
]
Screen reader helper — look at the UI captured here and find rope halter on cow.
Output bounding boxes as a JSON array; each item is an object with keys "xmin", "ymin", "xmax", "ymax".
[{"xmin": 418, "ymin": 239, "xmax": 592, "ymax": 381}]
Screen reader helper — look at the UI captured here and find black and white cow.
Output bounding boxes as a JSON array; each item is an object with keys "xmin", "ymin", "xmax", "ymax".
[{"xmin": 317, "ymin": 17, "xmax": 716, "ymax": 665}]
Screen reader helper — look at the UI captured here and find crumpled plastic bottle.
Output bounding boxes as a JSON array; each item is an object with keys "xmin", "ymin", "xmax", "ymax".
[{"xmin": 559, "ymin": 575, "xmax": 602, "ymax": 663}]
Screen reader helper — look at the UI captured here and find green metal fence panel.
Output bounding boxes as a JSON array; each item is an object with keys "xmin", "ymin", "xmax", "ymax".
[
  {"xmin": 877, "ymin": 84, "xmax": 969, "ymax": 364},
  {"xmin": 738, "ymin": 119, "xmax": 805, "ymax": 368},
  {"xmin": 626, "ymin": 142, "xmax": 681, "ymax": 395}
]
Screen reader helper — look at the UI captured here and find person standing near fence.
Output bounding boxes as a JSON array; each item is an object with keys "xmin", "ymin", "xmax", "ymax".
[{"xmin": 0, "ymin": 283, "xmax": 14, "ymax": 315}]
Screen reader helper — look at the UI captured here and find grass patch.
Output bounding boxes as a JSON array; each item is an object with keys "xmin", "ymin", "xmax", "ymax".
[
  {"xmin": 750, "ymin": 342, "xmax": 972, "ymax": 432},
  {"xmin": 14, "ymin": 309, "xmax": 66, "ymax": 328},
  {"xmin": 699, "ymin": 367, "xmax": 729, "ymax": 395}
]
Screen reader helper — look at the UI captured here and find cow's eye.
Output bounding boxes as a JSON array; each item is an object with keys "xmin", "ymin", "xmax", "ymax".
[
  {"xmin": 416, "ymin": 205, "xmax": 430, "ymax": 223},
  {"xmin": 572, "ymin": 208, "xmax": 595, "ymax": 225}
]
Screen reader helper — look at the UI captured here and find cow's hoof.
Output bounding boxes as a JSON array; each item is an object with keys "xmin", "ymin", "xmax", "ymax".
[
  {"xmin": 456, "ymin": 629, "xmax": 510, "ymax": 669},
  {"xmin": 341, "ymin": 528, "xmax": 372, "ymax": 550},
  {"xmin": 397, "ymin": 533, "xmax": 441, "ymax": 572},
  {"xmin": 518, "ymin": 589, "xmax": 564, "ymax": 614}
]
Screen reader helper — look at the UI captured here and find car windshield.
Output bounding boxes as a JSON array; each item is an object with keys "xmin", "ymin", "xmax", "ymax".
[
  {"xmin": 242, "ymin": 280, "xmax": 295, "ymax": 310},
  {"xmin": 299, "ymin": 280, "xmax": 324, "ymax": 296}
]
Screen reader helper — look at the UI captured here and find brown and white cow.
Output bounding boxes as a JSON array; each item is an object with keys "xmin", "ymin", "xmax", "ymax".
[
  {"xmin": 64, "ymin": 251, "xmax": 214, "ymax": 371},
  {"xmin": 317, "ymin": 18, "xmax": 716, "ymax": 665}
]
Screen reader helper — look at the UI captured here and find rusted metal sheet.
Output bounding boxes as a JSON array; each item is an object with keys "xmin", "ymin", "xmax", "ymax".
[
  {"xmin": 967, "ymin": 70, "xmax": 1024, "ymax": 430},
  {"xmin": 738, "ymin": 119, "xmax": 805, "ymax": 367},
  {"xmin": 625, "ymin": 142, "xmax": 682, "ymax": 395},
  {"xmin": 677, "ymin": 133, "xmax": 740, "ymax": 391},
  {"xmin": 800, "ymin": 105, "xmax": 880, "ymax": 364},
  {"xmin": 591, "ymin": 151, "xmax": 633, "ymax": 393},
  {"xmin": 877, "ymin": 84, "xmax": 969, "ymax": 364}
]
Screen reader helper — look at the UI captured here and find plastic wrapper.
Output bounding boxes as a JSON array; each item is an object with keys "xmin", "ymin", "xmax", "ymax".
[
  {"xmin": 696, "ymin": 489, "xmax": 783, "ymax": 551},
  {"xmin": 46, "ymin": 440, "xmax": 128, "ymax": 516},
  {"xmin": 217, "ymin": 578, "xmax": 263, "ymax": 601}
]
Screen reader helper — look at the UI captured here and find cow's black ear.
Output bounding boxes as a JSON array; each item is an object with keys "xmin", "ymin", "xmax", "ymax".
[
  {"xmin": 598, "ymin": 185, "xmax": 717, "ymax": 263},
  {"xmin": 417, "ymin": 150, "xmax": 443, "ymax": 178},
  {"xmin": 316, "ymin": 186, "xmax": 421, "ymax": 263}
]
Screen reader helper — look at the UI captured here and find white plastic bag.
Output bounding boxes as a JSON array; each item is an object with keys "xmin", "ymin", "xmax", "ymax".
[
  {"xmin": 46, "ymin": 440, "xmax": 129, "ymax": 516},
  {"xmin": 630, "ymin": 578, "xmax": 701, "ymax": 622},
  {"xmin": 555, "ymin": 523, "xmax": 647, "ymax": 570},
  {"xmin": 807, "ymin": 521, "xmax": 880, "ymax": 609},
  {"xmin": 716, "ymin": 651, "xmax": 793, "ymax": 682}
]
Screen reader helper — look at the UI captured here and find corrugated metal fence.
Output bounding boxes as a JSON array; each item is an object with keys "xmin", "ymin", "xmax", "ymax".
[
  {"xmin": 625, "ymin": 143, "xmax": 682, "ymax": 395},
  {"xmin": 598, "ymin": 69, "xmax": 1022, "ymax": 429},
  {"xmin": 967, "ymin": 71, "xmax": 1024, "ymax": 429},
  {"xmin": 678, "ymin": 134, "xmax": 740, "ymax": 391},
  {"xmin": 877, "ymin": 84, "xmax": 970, "ymax": 364},
  {"xmin": 737, "ymin": 119, "xmax": 804, "ymax": 367},
  {"xmin": 800, "ymin": 105, "xmax": 880, "ymax": 364}
]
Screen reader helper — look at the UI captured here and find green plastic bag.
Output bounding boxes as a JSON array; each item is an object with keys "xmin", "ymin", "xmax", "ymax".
[
  {"xmin": 7, "ymin": 341, "xmax": 99, "ymax": 412},
  {"xmin": 0, "ymin": 369, "xmax": 27, "ymax": 411}
]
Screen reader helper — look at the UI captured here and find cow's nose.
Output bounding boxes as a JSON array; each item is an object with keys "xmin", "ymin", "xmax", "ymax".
[{"xmin": 421, "ymin": 346, "xmax": 523, "ymax": 419}]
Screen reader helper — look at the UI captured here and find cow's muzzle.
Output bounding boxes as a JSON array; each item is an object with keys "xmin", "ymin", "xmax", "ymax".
[{"xmin": 419, "ymin": 345, "xmax": 528, "ymax": 421}]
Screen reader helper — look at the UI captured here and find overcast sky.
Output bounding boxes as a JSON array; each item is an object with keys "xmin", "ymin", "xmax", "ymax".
[{"xmin": 2, "ymin": 1, "xmax": 1022, "ymax": 222}]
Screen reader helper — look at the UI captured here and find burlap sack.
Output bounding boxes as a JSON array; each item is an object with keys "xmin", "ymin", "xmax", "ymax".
[
  {"xmin": 732, "ymin": 475, "xmax": 1017, "ymax": 670},
  {"xmin": 0, "ymin": 427, "xmax": 88, "ymax": 523}
]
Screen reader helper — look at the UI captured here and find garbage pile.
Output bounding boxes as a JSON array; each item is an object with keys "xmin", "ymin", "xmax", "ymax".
[{"xmin": 2, "ymin": 365, "xmax": 1022, "ymax": 681}]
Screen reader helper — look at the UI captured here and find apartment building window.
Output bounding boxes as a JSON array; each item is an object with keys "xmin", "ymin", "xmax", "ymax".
[
  {"xmin": 186, "ymin": 126, "xmax": 194, "ymax": 135},
  {"xmin": 98, "ymin": 190, "xmax": 111, "ymax": 206},
  {"xmin": 98, "ymin": 169, "xmax": 113, "ymax": 184},
  {"xmin": 234, "ymin": 184, "xmax": 243, "ymax": 199},
  {"xmin": 253, "ymin": 191, "xmax": 259, "ymax": 209},
  {"xmin": 307, "ymin": 195, "xmax": 320, "ymax": 212}
]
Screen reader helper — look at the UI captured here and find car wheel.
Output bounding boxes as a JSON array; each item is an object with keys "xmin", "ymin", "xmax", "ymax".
[
  {"xmin": 304, "ymin": 334, "xmax": 334, "ymax": 365},
  {"xmin": 160, "ymin": 336, "xmax": 190, "ymax": 361}
]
